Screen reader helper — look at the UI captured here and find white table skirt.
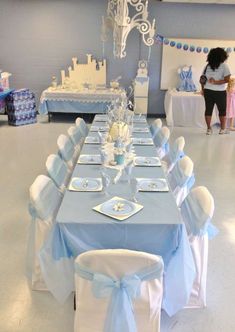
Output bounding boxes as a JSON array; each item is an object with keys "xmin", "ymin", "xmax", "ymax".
[{"xmin": 164, "ymin": 89, "xmax": 220, "ymax": 128}]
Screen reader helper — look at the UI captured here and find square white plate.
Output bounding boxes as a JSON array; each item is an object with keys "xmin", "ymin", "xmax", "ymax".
[
  {"xmin": 133, "ymin": 117, "xmax": 146, "ymax": 123},
  {"xmin": 132, "ymin": 138, "xmax": 154, "ymax": 145},
  {"xmin": 90, "ymin": 125, "xmax": 109, "ymax": 132},
  {"xmin": 132, "ymin": 127, "xmax": 149, "ymax": 133},
  {"xmin": 93, "ymin": 196, "xmax": 143, "ymax": 221},
  {"xmin": 85, "ymin": 136, "xmax": 100, "ymax": 144},
  {"xmin": 68, "ymin": 177, "xmax": 102, "ymax": 192},
  {"xmin": 134, "ymin": 156, "xmax": 161, "ymax": 167},
  {"xmin": 77, "ymin": 154, "xmax": 101, "ymax": 164},
  {"xmin": 137, "ymin": 178, "xmax": 169, "ymax": 192},
  {"xmin": 94, "ymin": 115, "xmax": 108, "ymax": 122}
]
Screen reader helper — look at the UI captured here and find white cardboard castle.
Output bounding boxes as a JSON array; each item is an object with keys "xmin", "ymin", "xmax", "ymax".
[{"xmin": 61, "ymin": 54, "xmax": 106, "ymax": 89}]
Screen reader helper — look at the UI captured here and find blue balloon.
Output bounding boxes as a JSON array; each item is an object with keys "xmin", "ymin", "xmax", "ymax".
[
  {"xmin": 196, "ymin": 47, "xmax": 202, "ymax": 53},
  {"xmin": 190, "ymin": 45, "xmax": 195, "ymax": 52},
  {"xmin": 203, "ymin": 47, "xmax": 209, "ymax": 54},
  {"xmin": 183, "ymin": 44, "xmax": 189, "ymax": 51},
  {"xmin": 170, "ymin": 41, "xmax": 176, "ymax": 47},
  {"xmin": 164, "ymin": 38, "xmax": 169, "ymax": 45},
  {"xmin": 177, "ymin": 43, "xmax": 182, "ymax": 49}
]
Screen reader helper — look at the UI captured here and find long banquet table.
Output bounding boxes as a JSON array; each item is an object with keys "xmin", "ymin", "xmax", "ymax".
[{"xmin": 39, "ymin": 115, "xmax": 195, "ymax": 317}]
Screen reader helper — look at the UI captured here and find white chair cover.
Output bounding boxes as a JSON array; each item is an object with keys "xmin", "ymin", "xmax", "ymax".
[
  {"xmin": 74, "ymin": 249, "xmax": 164, "ymax": 332},
  {"xmin": 162, "ymin": 136, "xmax": 185, "ymax": 174},
  {"xmin": 57, "ymin": 134, "xmax": 76, "ymax": 169},
  {"xmin": 46, "ymin": 154, "xmax": 70, "ymax": 193},
  {"xmin": 150, "ymin": 119, "xmax": 162, "ymax": 138},
  {"xmin": 28, "ymin": 175, "xmax": 62, "ymax": 290},
  {"xmin": 75, "ymin": 117, "xmax": 89, "ymax": 136},
  {"xmin": 168, "ymin": 155, "xmax": 195, "ymax": 206},
  {"xmin": 153, "ymin": 126, "xmax": 170, "ymax": 159},
  {"xmin": 181, "ymin": 186, "xmax": 218, "ymax": 308},
  {"xmin": 67, "ymin": 125, "xmax": 84, "ymax": 152}
]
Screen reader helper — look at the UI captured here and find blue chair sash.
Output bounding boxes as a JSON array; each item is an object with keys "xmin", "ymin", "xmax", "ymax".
[
  {"xmin": 181, "ymin": 194, "xmax": 218, "ymax": 239},
  {"xmin": 154, "ymin": 131, "xmax": 169, "ymax": 156},
  {"xmin": 75, "ymin": 259, "xmax": 164, "ymax": 332},
  {"xmin": 150, "ymin": 124, "xmax": 160, "ymax": 138},
  {"xmin": 167, "ymin": 146, "xmax": 185, "ymax": 166},
  {"xmin": 49, "ymin": 156, "xmax": 67, "ymax": 188},
  {"xmin": 170, "ymin": 162, "xmax": 195, "ymax": 190},
  {"xmin": 153, "ymin": 130, "xmax": 168, "ymax": 148}
]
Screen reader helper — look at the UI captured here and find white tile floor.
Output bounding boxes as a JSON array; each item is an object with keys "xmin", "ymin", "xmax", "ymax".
[{"xmin": 0, "ymin": 114, "xmax": 235, "ymax": 332}]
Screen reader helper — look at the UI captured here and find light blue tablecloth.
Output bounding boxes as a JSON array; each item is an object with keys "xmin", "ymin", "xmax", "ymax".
[
  {"xmin": 39, "ymin": 119, "xmax": 195, "ymax": 316},
  {"xmin": 39, "ymin": 100, "xmax": 110, "ymax": 115}
]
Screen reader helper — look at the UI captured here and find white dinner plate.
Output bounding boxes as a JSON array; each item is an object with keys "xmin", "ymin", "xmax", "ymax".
[
  {"xmin": 94, "ymin": 115, "xmax": 108, "ymax": 122},
  {"xmin": 137, "ymin": 178, "xmax": 169, "ymax": 192},
  {"xmin": 69, "ymin": 177, "xmax": 102, "ymax": 191},
  {"xmin": 132, "ymin": 127, "xmax": 149, "ymax": 133},
  {"xmin": 134, "ymin": 156, "xmax": 161, "ymax": 167},
  {"xmin": 133, "ymin": 117, "xmax": 146, "ymax": 123},
  {"xmin": 93, "ymin": 196, "xmax": 143, "ymax": 221},
  {"xmin": 85, "ymin": 136, "xmax": 100, "ymax": 144},
  {"xmin": 77, "ymin": 154, "xmax": 101, "ymax": 164},
  {"xmin": 132, "ymin": 138, "xmax": 154, "ymax": 145},
  {"xmin": 90, "ymin": 126, "xmax": 108, "ymax": 132}
]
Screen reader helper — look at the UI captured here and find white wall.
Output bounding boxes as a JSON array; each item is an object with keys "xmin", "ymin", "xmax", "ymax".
[{"xmin": 1, "ymin": 0, "xmax": 235, "ymax": 114}]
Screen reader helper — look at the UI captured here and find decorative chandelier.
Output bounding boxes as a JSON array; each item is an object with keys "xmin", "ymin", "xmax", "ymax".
[{"xmin": 102, "ymin": 0, "xmax": 156, "ymax": 59}]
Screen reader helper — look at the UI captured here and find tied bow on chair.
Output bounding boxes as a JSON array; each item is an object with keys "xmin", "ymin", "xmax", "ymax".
[
  {"xmin": 92, "ymin": 273, "xmax": 141, "ymax": 332},
  {"xmin": 75, "ymin": 260, "xmax": 163, "ymax": 332}
]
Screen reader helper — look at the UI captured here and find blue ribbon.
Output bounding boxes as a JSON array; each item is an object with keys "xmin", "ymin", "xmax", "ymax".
[
  {"xmin": 181, "ymin": 194, "xmax": 218, "ymax": 239},
  {"xmin": 75, "ymin": 260, "xmax": 163, "ymax": 332},
  {"xmin": 153, "ymin": 130, "xmax": 168, "ymax": 149},
  {"xmin": 167, "ymin": 146, "xmax": 185, "ymax": 166},
  {"xmin": 171, "ymin": 162, "xmax": 195, "ymax": 190},
  {"xmin": 150, "ymin": 124, "xmax": 160, "ymax": 138}
]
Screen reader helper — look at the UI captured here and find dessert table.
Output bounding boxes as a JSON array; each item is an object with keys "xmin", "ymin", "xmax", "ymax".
[
  {"xmin": 39, "ymin": 115, "xmax": 195, "ymax": 317},
  {"xmin": 39, "ymin": 87, "xmax": 126, "ymax": 119},
  {"xmin": 164, "ymin": 89, "xmax": 220, "ymax": 128}
]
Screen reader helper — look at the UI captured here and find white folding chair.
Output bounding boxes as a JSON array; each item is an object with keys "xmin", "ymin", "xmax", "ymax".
[
  {"xmin": 153, "ymin": 126, "xmax": 170, "ymax": 159},
  {"xmin": 162, "ymin": 136, "xmax": 185, "ymax": 174},
  {"xmin": 28, "ymin": 174, "xmax": 62, "ymax": 290},
  {"xmin": 46, "ymin": 154, "xmax": 70, "ymax": 193},
  {"xmin": 150, "ymin": 118, "xmax": 162, "ymax": 138},
  {"xmin": 57, "ymin": 134, "xmax": 76, "ymax": 169},
  {"xmin": 181, "ymin": 186, "xmax": 217, "ymax": 308},
  {"xmin": 75, "ymin": 117, "xmax": 89, "ymax": 136},
  {"xmin": 67, "ymin": 125, "xmax": 84, "ymax": 152},
  {"xmin": 74, "ymin": 249, "xmax": 164, "ymax": 332},
  {"xmin": 167, "ymin": 155, "xmax": 195, "ymax": 206}
]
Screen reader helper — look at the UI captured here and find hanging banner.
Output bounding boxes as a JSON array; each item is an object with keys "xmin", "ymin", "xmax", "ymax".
[{"xmin": 155, "ymin": 34, "xmax": 235, "ymax": 54}]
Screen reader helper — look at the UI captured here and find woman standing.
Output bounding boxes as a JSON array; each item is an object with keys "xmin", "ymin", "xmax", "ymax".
[{"xmin": 201, "ymin": 47, "xmax": 231, "ymax": 135}]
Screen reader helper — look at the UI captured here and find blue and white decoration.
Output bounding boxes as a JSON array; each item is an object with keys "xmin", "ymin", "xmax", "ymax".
[
  {"xmin": 155, "ymin": 34, "xmax": 235, "ymax": 54},
  {"xmin": 6, "ymin": 89, "xmax": 37, "ymax": 126}
]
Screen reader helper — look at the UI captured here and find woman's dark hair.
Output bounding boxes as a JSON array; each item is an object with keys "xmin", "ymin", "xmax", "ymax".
[{"xmin": 207, "ymin": 47, "xmax": 228, "ymax": 70}]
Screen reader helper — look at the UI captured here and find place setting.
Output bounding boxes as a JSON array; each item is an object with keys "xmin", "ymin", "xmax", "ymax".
[
  {"xmin": 90, "ymin": 125, "xmax": 109, "ymax": 132},
  {"xmin": 136, "ymin": 178, "xmax": 169, "ymax": 192},
  {"xmin": 132, "ymin": 137, "xmax": 154, "ymax": 145},
  {"xmin": 93, "ymin": 196, "xmax": 143, "ymax": 221},
  {"xmin": 134, "ymin": 156, "xmax": 161, "ymax": 167},
  {"xmin": 94, "ymin": 114, "xmax": 108, "ymax": 122},
  {"xmin": 132, "ymin": 127, "xmax": 149, "ymax": 133},
  {"xmin": 68, "ymin": 177, "xmax": 103, "ymax": 192},
  {"xmin": 84, "ymin": 136, "xmax": 101, "ymax": 144},
  {"xmin": 77, "ymin": 154, "xmax": 102, "ymax": 164}
]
